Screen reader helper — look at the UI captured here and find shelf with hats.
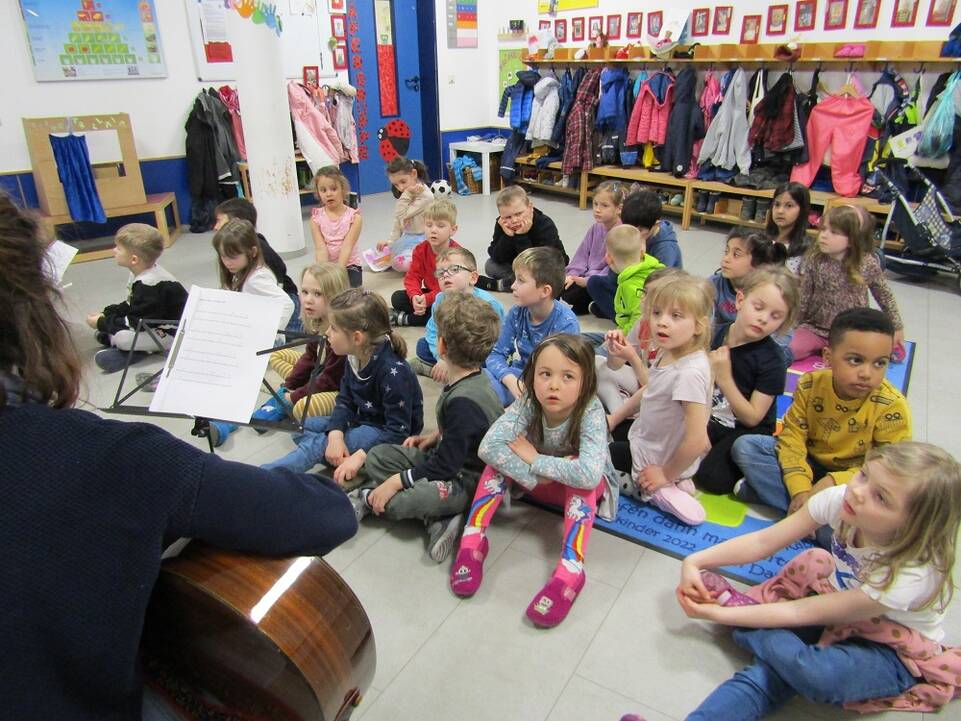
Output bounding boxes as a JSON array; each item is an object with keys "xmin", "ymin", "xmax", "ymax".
[{"xmin": 522, "ymin": 41, "xmax": 958, "ymax": 66}]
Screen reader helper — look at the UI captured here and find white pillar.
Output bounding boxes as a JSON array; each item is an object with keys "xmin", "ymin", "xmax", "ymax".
[{"xmin": 228, "ymin": 10, "xmax": 304, "ymax": 253}]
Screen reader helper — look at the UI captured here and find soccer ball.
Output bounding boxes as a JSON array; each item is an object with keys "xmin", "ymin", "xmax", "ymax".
[{"xmin": 430, "ymin": 179, "xmax": 452, "ymax": 197}]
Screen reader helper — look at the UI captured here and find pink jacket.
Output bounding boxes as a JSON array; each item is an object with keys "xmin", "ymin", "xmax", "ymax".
[
  {"xmin": 626, "ymin": 73, "xmax": 674, "ymax": 146},
  {"xmin": 287, "ymin": 81, "xmax": 345, "ymax": 169},
  {"xmin": 686, "ymin": 71, "xmax": 721, "ymax": 178},
  {"xmin": 218, "ymin": 85, "xmax": 247, "ymax": 161},
  {"xmin": 746, "ymin": 548, "xmax": 961, "ymax": 713}
]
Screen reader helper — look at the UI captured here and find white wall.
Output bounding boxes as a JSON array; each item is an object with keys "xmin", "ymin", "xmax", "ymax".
[{"xmin": 432, "ymin": 0, "xmax": 959, "ymax": 131}]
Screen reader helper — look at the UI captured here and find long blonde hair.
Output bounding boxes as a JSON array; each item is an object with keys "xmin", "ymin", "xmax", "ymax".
[
  {"xmin": 300, "ymin": 263, "xmax": 349, "ymax": 334},
  {"xmin": 839, "ymin": 442, "xmax": 961, "ymax": 612},
  {"xmin": 644, "ymin": 274, "xmax": 714, "ymax": 356}
]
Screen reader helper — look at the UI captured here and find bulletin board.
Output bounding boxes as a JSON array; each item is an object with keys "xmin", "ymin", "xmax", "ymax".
[{"xmin": 183, "ymin": 0, "xmax": 339, "ymax": 81}]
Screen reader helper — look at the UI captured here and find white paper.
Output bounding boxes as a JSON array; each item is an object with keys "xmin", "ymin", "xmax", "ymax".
[
  {"xmin": 200, "ymin": 0, "xmax": 229, "ymax": 43},
  {"xmin": 43, "ymin": 240, "xmax": 78, "ymax": 284},
  {"xmin": 150, "ymin": 286, "xmax": 283, "ymax": 423}
]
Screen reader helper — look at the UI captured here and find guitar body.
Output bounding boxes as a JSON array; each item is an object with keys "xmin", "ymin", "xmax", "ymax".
[{"xmin": 142, "ymin": 543, "xmax": 375, "ymax": 721}]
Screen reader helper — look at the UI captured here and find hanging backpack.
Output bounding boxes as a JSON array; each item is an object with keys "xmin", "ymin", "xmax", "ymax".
[
  {"xmin": 917, "ymin": 71, "xmax": 960, "ymax": 158},
  {"xmin": 942, "ymin": 21, "xmax": 961, "ymax": 57}
]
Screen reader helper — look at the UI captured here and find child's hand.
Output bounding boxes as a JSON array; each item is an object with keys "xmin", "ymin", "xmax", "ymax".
[
  {"xmin": 676, "ymin": 588, "xmax": 729, "ymax": 622},
  {"xmin": 412, "ymin": 294, "xmax": 427, "ymax": 314},
  {"xmin": 638, "ymin": 464, "xmax": 670, "ymax": 493},
  {"xmin": 787, "ymin": 490, "xmax": 811, "ymax": 516},
  {"xmin": 678, "ymin": 558, "xmax": 714, "ymax": 604},
  {"xmin": 332, "ymin": 452, "xmax": 364, "ymax": 485},
  {"xmin": 430, "ymin": 359, "xmax": 449, "ymax": 384},
  {"xmin": 369, "ymin": 474, "xmax": 403, "ymax": 514},
  {"xmin": 517, "ymin": 206, "xmax": 535, "ymax": 234},
  {"xmin": 325, "ymin": 434, "xmax": 349, "ymax": 467},
  {"xmin": 412, "ymin": 183, "xmax": 426, "ymax": 196},
  {"xmin": 607, "ymin": 334, "xmax": 639, "ymax": 363},
  {"xmin": 503, "ymin": 374, "xmax": 524, "ymax": 399},
  {"xmin": 86, "ymin": 313, "xmax": 102, "ymax": 329},
  {"xmin": 376, "ymin": 241, "xmax": 390, "ymax": 252},
  {"xmin": 508, "ymin": 433, "xmax": 538, "ymax": 464},
  {"xmin": 708, "ymin": 346, "xmax": 733, "ymax": 384},
  {"xmin": 893, "ymin": 328, "xmax": 905, "ymax": 352},
  {"xmin": 564, "ymin": 274, "xmax": 575, "ymax": 290},
  {"xmin": 497, "ymin": 215, "xmax": 515, "ymax": 237}
]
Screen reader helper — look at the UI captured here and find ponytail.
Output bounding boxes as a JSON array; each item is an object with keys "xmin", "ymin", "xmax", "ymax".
[
  {"xmin": 385, "ymin": 156, "xmax": 430, "ymax": 184},
  {"xmin": 744, "ymin": 233, "xmax": 788, "ymax": 267},
  {"xmin": 386, "ymin": 329, "xmax": 407, "ymax": 359}
]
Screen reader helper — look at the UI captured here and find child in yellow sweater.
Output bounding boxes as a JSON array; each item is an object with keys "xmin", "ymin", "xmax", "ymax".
[{"xmin": 731, "ymin": 307, "xmax": 911, "ymax": 518}]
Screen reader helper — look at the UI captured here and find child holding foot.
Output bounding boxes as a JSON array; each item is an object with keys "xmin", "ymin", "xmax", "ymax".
[{"xmin": 450, "ymin": 334, "xmax": 618, "ymax": 628}]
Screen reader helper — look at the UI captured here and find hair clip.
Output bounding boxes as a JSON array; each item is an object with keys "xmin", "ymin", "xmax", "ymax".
[{"xmin": 362, "ymin": 289, "xmax": 372, "ymax": 296}]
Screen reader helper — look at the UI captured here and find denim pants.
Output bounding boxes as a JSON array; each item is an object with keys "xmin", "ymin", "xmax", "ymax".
[
  {"xmin": 484, "ymin": 369, "xmax": 516, "ymax": 407},
  {"xmin": 731, "ymin": 435, "xmax": 830, "ymax": 513},
  {"xmin": 261, "ymin": 416, "xmax": 384, "ymax": 473},
  {"xmin": 284, "ymin": 292, "xmax": 304, "ymax": 335},
  {"xmin": 686, "ymin": 626, "xmax": 916, "ymax": 721},
  {"xmin": 416, "ymin": 336, "xmax": 437, "ymax": 365}
]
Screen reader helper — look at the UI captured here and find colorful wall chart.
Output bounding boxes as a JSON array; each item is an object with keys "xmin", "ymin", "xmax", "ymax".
[
  {"xmin": 374, "ymin": 0, "xmax": 398, "ymax": 117},
  {"xmin": 446, "ymin": 0, "xmax": 477, "ymax": 49},
  {"xmin": 18, "ymin": 0, "xmax": 167, "ymax": 81}
]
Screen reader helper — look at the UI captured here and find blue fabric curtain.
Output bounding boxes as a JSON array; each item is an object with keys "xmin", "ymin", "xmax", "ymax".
[{"xmin": 49, "ymin": 134, "xmax": 107, "ymax": 223}]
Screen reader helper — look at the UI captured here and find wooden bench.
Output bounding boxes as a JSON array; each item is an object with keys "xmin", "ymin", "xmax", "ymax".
[{"xmin": 38, "ymin": 191, "xmax": 181, "ymax": 263}]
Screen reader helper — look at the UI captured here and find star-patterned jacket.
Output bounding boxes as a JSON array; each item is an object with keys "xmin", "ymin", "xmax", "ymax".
[{"xmin": 327, "ymin": 339, "xmax": 424, "ymax": 444}]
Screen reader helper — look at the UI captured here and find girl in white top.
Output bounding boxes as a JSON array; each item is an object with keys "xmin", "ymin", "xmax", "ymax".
[
  {"xmin": 664, "ymin": 442, "xmax": 961, "ymax": 720},
  {"xmin": 622, "ymin": 274, "xmax": 713, "ymax": 526},
  {"xmin": 213, "ymin": 218, "xmax": 294, "ymax": 330}
]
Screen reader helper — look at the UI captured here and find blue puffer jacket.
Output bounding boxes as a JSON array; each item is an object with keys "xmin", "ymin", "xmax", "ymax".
[
  {"xmin": 596, "ymin": 67, "xmax": 629, "ymax": 131},
  {"xmin": 499, "ymin": 70, "xmax": 541, "ymax": 133}
]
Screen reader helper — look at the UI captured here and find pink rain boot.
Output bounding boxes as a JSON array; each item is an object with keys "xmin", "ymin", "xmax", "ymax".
[{"xmin": 449, "ymin": 536, "xmax": 490, "ymax": 598}]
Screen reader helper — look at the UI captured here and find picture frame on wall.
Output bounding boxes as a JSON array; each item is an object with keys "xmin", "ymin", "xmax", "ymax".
[
  {"xmin": 824, "ymin": 0, "xmax": 848, "ymax": 28},
  {"xmin": 303, "ymin": 65, "xmax": 319, "ymax": 89},
  {"xmin": 332, "ymin": 43, "xmax": 347, "ymax": 70},
  {"xmin": 607, "ymin": 14, "xmax": 621, "ymax": 39},
  {"xmin": 767, "ymin": 4, "xmax": 789, "ymax": 33},
  {"xmin": 588, "ymin": 15, "xmax": 603, "ymax": 39},
  {"xmin": 741, "ymin": 14, "xmax": 762, "ymax": 43},
  {"xmin": 891, "ymin": 0, "xmax": 920, "ymax": 26},
  {"xmin": 795, "ymin": 0, "xmax": 818, "ymax": 30},
  {"xmin": 554, "ymin": 19, "xmax": 567, "ymax": 42},
  {"xmin": 713, "ymin": 6, "xmax": 733, "ymax": 34},
  {"xmin": 329, "ymin": 0, "xmax": 344, "ymax": 10},
  {"xmin": 330, "ymin": 14, "xmax": 346, "ymax": 40},
  {"xmin": 854, "ymin": 0, "xmax": 881, "ymax": 27},
  {"xmin": 539, "ymin": 20, "xmax": 551, "ymax": 31},
  {"xmin": 926, "ymin": 0, "xmax": 957, "ymax": 25},
  {"xmin": 626, "ymin": 12, "xmax": 643, "ymax": 38},
  {"xmin": 571, "ymin": 16, "xmax": 585, "ymax": 41},
  {"xmin": 648, "ymin": 11, "xmax": 663, "ymax": 36},
  {"xmin": 691, "ymin": 8, "xmax": 710, "ymax": 36}
]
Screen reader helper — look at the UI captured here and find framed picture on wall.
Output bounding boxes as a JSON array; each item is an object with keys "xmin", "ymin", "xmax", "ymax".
[
  {"xmin": 741, "ymin": 14, "xmax": 762, "ymax": 43},
  {"xmin": 571, "ymin": 16, "xmax": 585, "ymax": 41},
  {"xmin": 648, "ymin": 11, "xmax": 663, "ymax": 36},
  {"xmin": 767, "ymin": 4, "xmax": 789, "ymax": 33},
  {"xmin": 626, "ymin": 12, "xmax": 643, "ymax": 37},
  {"xmin": 713, "ymin": 6, "xmax": 733, "ymax": 33},
  {"xmin": 330, "ymin": 14, "xmax": 346, "ymax": 39},
  {"xmin": 554, "ymin": 19, "xmax": 567, "ymax": 42},
  {"xmin": 891, "ymin": 0, "xmax": 920, "ymax": 25},
  {"xmin": 332, "ymin": 43, "xmax": 347, "ymax": 70},
  {"xmin": 303, "ymin": 65, "xmax": 319, "ymax": 89},
  {"xmin": 854, "ymin": 0, "xmax": 881, "ymax": 27},
  {"xmin": 824, "ymin": 0, "xmax": 848, "ymax": 28},
  {"xmin": 539, "ymin": 20, "xmax": 551, "ymax": 31},
  {"xmin": 691, "ymin": 8, "xmax": 710, "ymax": 36},
  {"xmin": 328, "ymin": 0, "xmax": 344, "ymax": 10},
  {"xmin": 606, "ymin": 14, "xmax": 621, "ymax": 39},
  {"xmin": 588, "ymin": 15, "xmax": 603, "ymax": 39},
  {"xmin": 795, "ymin": 0, "xmax": 818, "ymax": 30},
  {"xmin": 927, "ymin": 0, "xmax": 957, "ymax": 25}
]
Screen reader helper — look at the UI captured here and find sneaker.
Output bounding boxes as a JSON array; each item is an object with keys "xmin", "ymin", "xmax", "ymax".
[
  {"xmin": 525, "ymin": 572, "xmax": 586, "ymax": 628},
  {"xmin": 207, "ymin": 420, "xmax": 236, "ymax": 448},
  {"xmin": 408, "ymin": 356, "xmax": 435, "ymax": 378},
  {"xmin": 651, "ymin": 484, "xmax": 706, "ymax": 525},
  {"xmin": 95, "ymin": 331, "xmax": 111, "ymax": 347},
  {"xmin": 694, "ymin": 191, "xmax": 708, "ymax": 213},
  {"xmin": 495, "ymin": 276, "xmax": 514, "ymax": 293},
  {"xmin": 134, "ymin": 371, "xmax": 160, "ymax": 393},
  {"xmin": 347, "ymin": 488, "xmax": 371, "ymax": 523},
  {"xmin": 754, "ymin": 199, "xmax": 771, "ymax": 224},
  {"xmin": 427, "ymin": 513, "xmax": 464, "ymax": 563},
  {"xmin": 669, "ymin": 193, "xmax": 683, "ymax": 206},
  {"xmin": 700, "ymin": 571, "xmax": 759, "ymax": 607},
  {"xmin": 95, "ymin": 349, "xmax": 147, "ymax": 373},
  {"xmin": 449, "ymin": 535, "xmax": 490, "ymax": 597}
]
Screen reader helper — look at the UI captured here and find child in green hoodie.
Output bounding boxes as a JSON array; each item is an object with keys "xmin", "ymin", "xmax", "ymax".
[{"xmin": 590, "ymin": 224, "xmax": 664, "ymax": 333}]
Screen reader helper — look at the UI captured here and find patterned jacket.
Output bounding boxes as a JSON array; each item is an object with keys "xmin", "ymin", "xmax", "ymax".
[{"xmin": 562, "ymin": 68, "xmax": 602, "ymax": 175}]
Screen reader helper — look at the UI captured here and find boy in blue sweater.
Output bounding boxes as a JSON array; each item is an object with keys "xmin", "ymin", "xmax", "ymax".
[
  {"xmin": 622, "ymin": 189, "xmax": 682, "ymax": 269},
  {"xmin": 485, "ymin": 246, "xmax": 579, "ymax": 406}
]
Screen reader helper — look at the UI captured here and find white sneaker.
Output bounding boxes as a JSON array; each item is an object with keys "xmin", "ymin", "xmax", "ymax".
[
  {"xmin": 426, "ymin": 513, "xmax": 464, "ymax": 563},
  {"xmin": 346, "ymin": 488, "xmax": 371, "ymax": 523}
]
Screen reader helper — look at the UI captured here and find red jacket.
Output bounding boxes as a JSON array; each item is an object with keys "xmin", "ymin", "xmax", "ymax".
[
  {"xmin": 404, "ymin": 239, "xmax": 460, "ymax": 304},
  {"xmin": 627, "ymin": 73, "xmax": 674, "ymax": 146}
]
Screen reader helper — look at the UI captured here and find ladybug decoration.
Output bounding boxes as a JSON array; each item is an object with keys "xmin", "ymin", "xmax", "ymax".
[{"xmin": 378, "ymin": 119, "xmax": 411, "ymax": 161}]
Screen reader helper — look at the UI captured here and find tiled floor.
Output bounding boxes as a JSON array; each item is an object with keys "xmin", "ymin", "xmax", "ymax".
[{"xmin": 62, "ymin": 189, "xmax": 961, "ymax": 721}]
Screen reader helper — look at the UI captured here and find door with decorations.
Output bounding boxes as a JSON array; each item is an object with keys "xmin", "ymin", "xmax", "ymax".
[{"xmin": 346, "ymin": 0, "xmax": 429, "ymax": 195}]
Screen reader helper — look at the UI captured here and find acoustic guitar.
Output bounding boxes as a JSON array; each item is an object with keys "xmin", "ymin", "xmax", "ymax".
[{"xmin": 141, "ymin": 542, "xmax": 375, "ymax": 721}]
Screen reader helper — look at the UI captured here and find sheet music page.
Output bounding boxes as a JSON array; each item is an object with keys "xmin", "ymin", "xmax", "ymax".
[
  {"xmin": 43, "ymin": 240, "xmax": 78, "ymax": 284},
  {"xmin": 150, "ymin": 286, "xmax": 283, "ymax": 423}
]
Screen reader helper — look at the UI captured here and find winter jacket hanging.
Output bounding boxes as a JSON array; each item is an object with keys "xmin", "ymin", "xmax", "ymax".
[
  {"xmin": 596, "ymin": 68, "xmax": 629, "ymax": 132},
  {"xmin": 527, "ymin": 75, "xmax": 561, "ymax": 146},
  {"xmin": 697, "ymin": 67, "xmax": 752, "ymax": 175},
  {"xmin": 749, "ymin": 72, "xmax": 797, "ymax": 152},
  {"xmin": 200, "ymin": 89, "xmax": 240, "ymax": 182},
  {"xmin": 551, "ymin": 67, "xmax": 584, "ymax": 147},
  {"xmin": 661, "ymin": 67, "xmax": 704, "ymax": 177},
  {"xmin": 626, "ymin": 71, "xmax": 674, "ymax": 146},
  {"xmin": 287, "ymin": 81, "xmax": 344, "ymax": 173},
  {"xmin": 330, "ymin": 85, "xmax": 360, "ymax": 164},
  {"xmin": 499, "ymin": 70, "xmax": 541, "ymax": 133},
  {"xmin": 686, "ymin": 70, "xmax": 721, "ymax": 178},
  {"xmin": 218, "ymin": 85, "xmax": 247, "ymax": 161},
  {"xmin": 563, "ymin": 67, "xmax": 602, "ymax": 175},
  {"xmin": 185, "ymin": 94, "xmax": 224, "ymax": 231}
]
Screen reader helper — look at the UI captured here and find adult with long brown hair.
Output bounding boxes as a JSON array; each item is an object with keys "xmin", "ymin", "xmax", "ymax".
[{"xmin": 0, "ymin": 194, "xmax": 358, "ymax": 720}]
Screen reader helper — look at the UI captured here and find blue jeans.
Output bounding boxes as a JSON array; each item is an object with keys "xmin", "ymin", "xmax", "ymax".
[
  {"xmin": 731, "ymin": 435, "xmax": 829, "ymax": 514},
  {"xmin": 484, "ymin": 368, "xmax": 516, "ymax": 407},
  {"xmin": 586, "ymin": 269, "xmax": 617, "ymax": 320},
  {"xmin": 686, "ymin": 626, "xmax": 916, "ymax": 721},
  {"xmin": 416, "ymin": 336, "xmax": 437, "ymax": 365},
  {"xmin": 285, "ymin": 292, "xmax": 304, "ymax": 335},
  {"xmin": 261, "ymin": 416, "xmax": 384, "ymax": 473}
]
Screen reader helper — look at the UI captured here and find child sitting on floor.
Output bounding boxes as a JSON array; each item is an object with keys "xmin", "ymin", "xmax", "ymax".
[
  {"xmin": 370, "ymin": 157, "xmax": 434, "ymax": 273},
  {"xmin": 562, "ymin": 180, "xmax": 624, "ymax": 314},
  {"xmin": 87, "ymin": 223, "xmax": 187, "ymax": 373},
  {"xmin": 586, "ymin": 224, "xmax": 664, "ymax": 328},
  {"xmin": 710, "ymin": 229, "xmax": 788, "ymax": 327},
  {"xmin": 348, "ymin": 294, "xmax": 505, "ymax": 563},
  {"xmin": 309, "ymin": 165, "xmax": 364, "ymax": 287}
]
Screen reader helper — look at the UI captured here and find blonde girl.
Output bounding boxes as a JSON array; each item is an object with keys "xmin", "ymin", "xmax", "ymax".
[
  {"xmin": 371, "ymin": 157, "xmax": 433, "ymax": 273},
  {"xmin": 790, "ymin": 204, "xmax": 904, "ymax": 362},
  {"xmin": 617, "ymin": 275, "xmax": 714, "ymax": 526},
  {"xmin": 449, "ymin": 334, "xmax": 618, "ymax": 628},
  {"xmin": 212, "ymin": 218, "xmax": 294, "ymax": 330},
  {"xmin": 262, "ymin": 289, "xmax": 423, "ymax": 486},
  {"xmin": 562, "ymin": 180, "xmax": 626, "ymax": 314},
  {"xmin": 667, "ymin": 442, "xmax": 961, "ymax": 720},
  {"xmin": 310, "ymin": 166, "xmax": 363, "ymax": 287}
]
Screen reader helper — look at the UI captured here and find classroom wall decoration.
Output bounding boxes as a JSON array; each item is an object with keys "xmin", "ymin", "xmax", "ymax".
[
  {"xmin": 741, "ymin": 13, "xmax": 762, "ymax": 42},
  {"xmin": 536, "ymin": 0, "xmax": 598, "ymax": 11},
  {"xmin": 571, "ymin": 16, "xmax": 585, "ymax": 40},
  {"xmin": 713, "ymin": 6, "xmax": 733, "ymax": 33},
  {"xmin": 373, "ymin": 0, "xmax": 398, "ymax": 117},
  {"xmin": 445, "ymin": 0, "xmax": 477, "ymax": 48},
  {"xmin": 825, "ymin": 0, "xmax": 849, "ymax": 28},
  {"xmin": 498, "ymin": 47, "xmax": 526, "ymax": 105},
  {"xmin": 927, "ymin": 0, "xmax": 957, "ymax": 25},
  {"xmin": 768, "ymin": 4, "xmax": 789, "ymax": 34},
  {"xmin": 854, "ymin": 0, "xmax": 881, "ymax": 27},
  {"xmin": 18, "ymin": 0, "xmax": 167, "ymax": 81},
  {"xmin": 892, "ymin": 0, "xmax": 920, "ymax": 26},
  {"xmin": 796, "ymin": 0, "xmax": 818, "ymax": 30},
  {"xmin": 691, "ymin": 8, "xmax": 710, "ymax": 36},
  {"xmin": 346, "ymin": 2, "xmax": 369, "ymax": 161},
  {"xmin": 626, "ymin": 12, "xmax": 642, "ymax": 38}
]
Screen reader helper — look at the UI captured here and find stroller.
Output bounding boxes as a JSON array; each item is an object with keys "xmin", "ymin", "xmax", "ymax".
[{"xmin": 877, "ymin": 168, "xmax": 961, "ymax": 292}]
